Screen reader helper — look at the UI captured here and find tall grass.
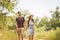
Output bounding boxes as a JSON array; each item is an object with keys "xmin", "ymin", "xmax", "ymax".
[
  {"xmin": 56, "ymin": 27, "xmax": 60, "ymax": 40},
  {"xmin": 0, "ymin": 27, "xmax": 60, "ymax": 40}
]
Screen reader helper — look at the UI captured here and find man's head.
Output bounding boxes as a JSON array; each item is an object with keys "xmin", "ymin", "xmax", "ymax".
[{"xmin": 18, "ymin": 11, "xmax": 21, "ymax": 16}]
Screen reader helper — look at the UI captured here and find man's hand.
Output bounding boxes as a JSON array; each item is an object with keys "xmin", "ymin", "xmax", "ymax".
[{"xmin": 16, "ymin": 23, "xmax": 18, "ymax": 30}]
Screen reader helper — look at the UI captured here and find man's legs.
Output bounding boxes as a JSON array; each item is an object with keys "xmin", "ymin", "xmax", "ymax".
[
  {"xmin": 17, "ymin": 28, "xmax": 21, "ymax": 40},
  {"xmin": 21, "ymin": 28, "xmax": 24, "ymax": 40}
]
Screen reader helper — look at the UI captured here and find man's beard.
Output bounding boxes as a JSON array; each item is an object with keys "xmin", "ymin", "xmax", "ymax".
[{"xmin": 19, "ymin": 15, "xmax": 21, "ymax": 16}]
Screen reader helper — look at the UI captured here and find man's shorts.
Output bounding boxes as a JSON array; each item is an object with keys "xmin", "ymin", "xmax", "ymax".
[{"xmin": 17, "ymin": 27, "xmax": 24, "ymax": 34}]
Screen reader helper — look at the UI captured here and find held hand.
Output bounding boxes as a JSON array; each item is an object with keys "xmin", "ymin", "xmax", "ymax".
[
  {"xmin": 32, "ymin": 28, "xmax": 34, "ymax": 30},
  {"xmin": 16, "ymin": 28, "xmax": 18, "ymax": 30}
]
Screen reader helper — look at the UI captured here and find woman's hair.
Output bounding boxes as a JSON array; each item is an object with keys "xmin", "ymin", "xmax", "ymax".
[{"xmin": 28, "ymin": 15, "xmax": 34, "ymax": 26}]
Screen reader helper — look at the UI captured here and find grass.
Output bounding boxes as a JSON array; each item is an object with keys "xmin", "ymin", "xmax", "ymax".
[
  {"xmin": 0, "ymin": 27, "xmax": 60, "ymax": 40},
  {"xmin": 0, "ymin": 30, "xmax": 18, "ymax": 40},
  {"xmin": 56, "ymin": 27, "xmax": 60, "ymax": 40}
]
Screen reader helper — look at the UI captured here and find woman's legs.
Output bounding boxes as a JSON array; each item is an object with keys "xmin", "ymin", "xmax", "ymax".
[
  {"xmin": 29, "ymin": 35, "xmax": 31, "ymax": 40},
  {"xmin": 31, "ymin": 30, "xmax": 34, "ymax": 40},
  {"xmin": 29, "ymin": 35, "xmax": 34, "ymax": 40},
  {"xmin": 31, "ymin": 35, "xmax": 33, "ymax": 40},
  {"xmin": 28, "ymin": 27, "xmax": 34, "ymax": 40}
]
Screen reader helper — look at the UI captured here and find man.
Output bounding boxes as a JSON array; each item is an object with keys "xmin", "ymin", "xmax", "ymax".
[{"xmin": 16, "ymin": 11, "xmax": 25, "ymax": 40}]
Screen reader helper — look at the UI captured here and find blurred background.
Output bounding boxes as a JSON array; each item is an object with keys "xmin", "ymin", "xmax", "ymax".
[{"xmin": 0, "ymin": 0, "xmax": 60, "ymax": 40}]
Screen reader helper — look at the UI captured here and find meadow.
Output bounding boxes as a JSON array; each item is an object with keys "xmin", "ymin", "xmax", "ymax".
[{"xmin": 0, "ymin": 27, "xmax": 60, "ymax": 40}]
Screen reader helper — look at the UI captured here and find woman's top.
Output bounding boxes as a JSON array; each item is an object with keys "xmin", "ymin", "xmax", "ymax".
[{"xmin": 28, "ymin": 20, "xmax": 34, "ymax": 29}]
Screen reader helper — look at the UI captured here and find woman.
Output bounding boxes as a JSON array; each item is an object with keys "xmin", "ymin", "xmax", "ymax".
[{"xmin": 28, "ymin": 15, "xmax": 34, "ymax": 40}]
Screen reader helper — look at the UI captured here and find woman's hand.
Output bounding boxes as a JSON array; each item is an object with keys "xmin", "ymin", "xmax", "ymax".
[{"xmin": 32, "ymin": 27, "xmax": 34, "ymax": 30}]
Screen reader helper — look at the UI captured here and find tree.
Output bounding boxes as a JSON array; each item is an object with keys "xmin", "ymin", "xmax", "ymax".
[
  {"xmin": 0, "ymin": 0, "xmax": 18, "ymax": 30},
  {"xmin": 22, "ymin": 9, "xmax": 29, "ymax": 20},
  {"xmin": 50, "ymin": 6, "xmax": 60, "ymax": 29},
  {"xmin": 52, "ymin": 6, "xmax": 60, "ymax": 21},
  {"xmin": 0, "ymin": 0, "xmax": 17, "ymax": 12},
  {"xmin": 34, "ymin": 17, "xmax": 40, "ymax": 28},
  {"xmin": 40, "ymin": 17, "xmax": 49, "ymax": 26}
]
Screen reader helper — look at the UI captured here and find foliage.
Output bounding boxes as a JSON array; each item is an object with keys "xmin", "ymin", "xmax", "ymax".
[
  {"xmin": 0, "ymin": 0, "xmax": 17, "ymax": 12},
  {"xmin": 49, "ymin": 6, "xmax": 60, "ymax": 29},
  {"xmin": 37, "ymin": 6, "xmax": 60, "ymax": 30},
  {"xmin": 0, "ymin": 0, "xmax": 17, "ymax": 30}
]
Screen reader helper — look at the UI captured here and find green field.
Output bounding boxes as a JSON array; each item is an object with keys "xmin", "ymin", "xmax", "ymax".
[{"xmin": 0, "ymin": 27, "xmax": 60, "ymax": 40}]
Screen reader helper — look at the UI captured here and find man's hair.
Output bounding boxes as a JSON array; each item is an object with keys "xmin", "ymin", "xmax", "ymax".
[{"xmin": 18, "ymin": 11, "xmax": 21, "ymax": 14}]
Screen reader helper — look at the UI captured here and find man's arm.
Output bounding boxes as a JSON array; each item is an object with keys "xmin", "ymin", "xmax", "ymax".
[
  {"xmin": 16, "ymin": 22, "xmax": 18, "ymax": 28},
  {"xmin": 23, "ymin": 17, "xmax": 25, "ymax": 25},
  {"xmin": 16, "ymin": 18, "xmax": 18, "ymax": 29}
]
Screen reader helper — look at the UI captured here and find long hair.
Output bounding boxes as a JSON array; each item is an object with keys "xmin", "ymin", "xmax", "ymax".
[{"xmin": 28, "ymin": 15, "xmax": 34, "ymax": 26}]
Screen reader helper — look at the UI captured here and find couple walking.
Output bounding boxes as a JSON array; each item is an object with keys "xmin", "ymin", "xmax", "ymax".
[{"xmin": 16, "ymin": 11, "xmax": 35, "ymax": 40}]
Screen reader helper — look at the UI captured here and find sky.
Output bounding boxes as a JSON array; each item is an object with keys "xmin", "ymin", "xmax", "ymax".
[{"xmin": 14, "ymin": 0, "xmax": 60, "ymax": 18}]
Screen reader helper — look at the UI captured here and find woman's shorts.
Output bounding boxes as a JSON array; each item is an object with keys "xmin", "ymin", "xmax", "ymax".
[{"xmin": 28, "ymin": 27, "xmax": 34, "ymax": 35}]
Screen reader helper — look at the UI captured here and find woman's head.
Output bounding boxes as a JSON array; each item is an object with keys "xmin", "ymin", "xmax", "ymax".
[
  {"xmin": 29, "ymin": 15, "xmax": 34, "ymax": 19},
  {"xmin": 28, "ymin": 15, "xmax": 34, "ymax": 25}
]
